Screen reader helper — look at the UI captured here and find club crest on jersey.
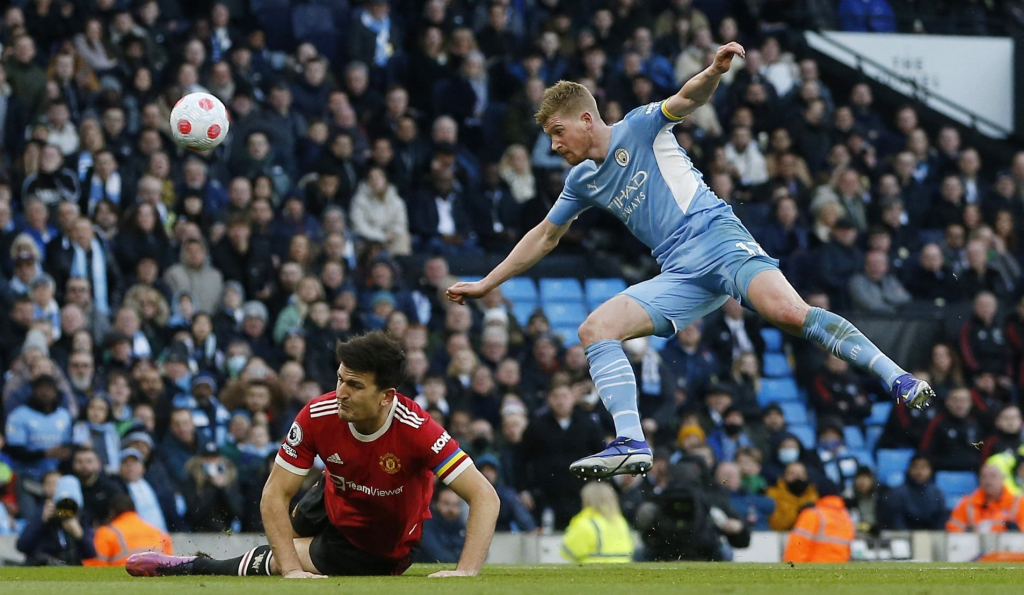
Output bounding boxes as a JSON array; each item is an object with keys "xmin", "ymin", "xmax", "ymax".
[
  {"xmin": 286, "ymin": 422, "xmax": 303, "ymax": 446},
  {"xmin": 614, "ymin": 148, "xmax": 629, "ymax": 167},
  {"xmin": 380, "ymin": 453, "xmax": 402, "ymax": 475}
]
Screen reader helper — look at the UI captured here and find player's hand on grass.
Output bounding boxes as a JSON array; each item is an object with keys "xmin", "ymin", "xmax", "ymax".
[
  {"xmin": 711, "ymin": 42, "xmax": 745, "ymax": 75},
  {"xmin": 446, "ymin": 281, "xmax": 488, "ymax": 304},
  {"xmin": 428, "ymin": 569, "xmax": 477, "ymax": 578},
  {"xmin": 282, "ymin": 569, "xmax": 327, "ymax": 579}
]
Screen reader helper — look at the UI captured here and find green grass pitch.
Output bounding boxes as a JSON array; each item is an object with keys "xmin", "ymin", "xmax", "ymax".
[{"xmin": 0, "ymin": 563, "xmax": 1021, "ymax": 594}]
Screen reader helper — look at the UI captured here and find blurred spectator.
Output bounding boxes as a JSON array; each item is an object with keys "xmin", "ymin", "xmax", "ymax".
[
  {"xmin": 960, "ymin": 241, "xmax": 1010, "ymax": 300},
  {"xmin": 661, "ymin": 320, "xmax": 718, "ymax": 397},
  {"xmin": 4, "ymin": 374, "xmax": 73, "ymax": 521},
  {"xmin": 520, "ymin": 385, "xmax": 604, "ymax": 529},
  {"xmin": 697, "ymin": 384, "xmax": 735, "ymax": 437},
  {"xmin": 717, "ymin": 460, "xmax": 775, "ymax": 530},
  {"xmin": 881, "ymin": 455, "xmax": 947, "ymax": 530},
  {"xmin": 416, "ymin": 486, "xmax": 465, "ymax": 564},
  {"xmin": 816, "ymin": 420, "xmax": 861, "ymax": 498},
  {"xmin": 707, "ymin": 406, "xmax": 756, "ymax": 463},
  {"xmin": 878, "ymin": 381, "xmax": 941, "ymax": 449},
  {"xmin": 979, "ymin": 404, "xmax": 1023, "ymax": 462},
  {"xmin": 947, "ymin": 464, "xmax": 1024, "ymax": 533},
  {"xmin": 906, "ymin": 243, "xmax": 960, "ymax": 305},
  {"xmin": 782, "ymin": 485, "xmax": 855, "ymax": 563},
  {"xmin": 809, "ymin": 355, "xmax": 872, "ymax": 427},
  {"xmin": 48, "ymin": 218, "xmax": 119, "ymax": 317},
  {"xmin": 958, "ymin": 292, "xmax": 1011, "ymax": 378},
  {"xmin": 927, "ymin": 343, "xmax": 964, "ymax": 401},
  {"xmin": 518, "ymin": 333, "xmax": 561, "ymax": 407},
  {"xmin": 704, "ymin": 297, "xmax": 764, "ymax": 378},
  {"xmin": 158, "ymin": 408, "xmax": 199, "ymax": 489},
  {"xmin": 848, "ymin": 467, "xmax": 881, "ymax": 533},
  {"xmin": 724, "ymin": 126, "xmax": 768, "ymax": 187},
  {"xmin": 71, "ymin": 396, "xmax": 121, "ymax": 475},
  {"xmin": 849, "ymin": 250, "xmax": 911, "ymax": 314},
  {"xmin": 767, "ymin": 461, "xmax": 820, "ymax": 531},
  {"xmin": 182, "ymin": 441, "xmax": 243, "ymax": 532},
  {"xmin": 349, "ymin": 167, "xmax": 412, "ymax": 256},
  {"xmin": 814, "ymin": 218, "xmax": 863, "ymax": 309},
  {"xmin": 410, "ymin": 157, "xmax": 479, "ymax": 254},
  {"xmin": 83, "ymin": 493, "xmax": 172, "ymax": 567},
  {"xmin": 16, "ymin": 473, "xmax": 95, "ymax": 566},
  {"xmin": 623, "ymin": 336, "xmax": 673, "ymax": 421},
  {"xmin": 163, "ymin": 238, "xmax": 224, "ymax": 315},
  {"xmin": 476, "ymin": 455, "xmax": 535, "ymax": 533},
  {"xmin": 70, "ymin": 446, "xmax": 125, "ymax": 528},
  {"xmin": 116, "ymin": 446, "xmax": 167, "ymax": 533},
  {"xmin": 736, "ymin": 447, "xmax": 769, "ymax": 496},
  {"xmin": 561, "ymin": 482, "xmax": 634, "ymax": 564},
  {"xmin": 724, "ymin": 352, "xmax": 762, "ymax": 420},
  {"xmin": 920, "ymin": 387, "xmax": 985, "ymax": 472}
]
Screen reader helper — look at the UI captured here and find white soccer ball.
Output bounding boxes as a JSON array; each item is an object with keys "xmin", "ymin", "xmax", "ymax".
[{"xmin": 170, "ymin": 92, "xmax": 230, "ymax": 151}]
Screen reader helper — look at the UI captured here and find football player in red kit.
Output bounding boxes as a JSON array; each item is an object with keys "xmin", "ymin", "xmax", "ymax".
[{"xmin": 127, "ymin": 332, "xmax": 499, "ymax": 578}]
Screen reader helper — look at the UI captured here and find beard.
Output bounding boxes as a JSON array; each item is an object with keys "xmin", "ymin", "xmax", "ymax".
[{"xmin": 70, "ymin": 375, "xmax": 93, "ymax": 391}]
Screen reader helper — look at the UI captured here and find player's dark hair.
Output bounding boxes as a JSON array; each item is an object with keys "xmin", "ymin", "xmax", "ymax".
[{"xmin": 336, "ymin": 331, "xmax": 406, "ymax": 392}]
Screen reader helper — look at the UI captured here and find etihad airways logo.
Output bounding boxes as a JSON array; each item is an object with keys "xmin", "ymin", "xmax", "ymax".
[
  {"xmin": 609, "ymin": 171, "xmax": 648, "ymax": 220},
  {"xmin": 329, "ymin": 473, "xmax": 404, "ymax": 497}
]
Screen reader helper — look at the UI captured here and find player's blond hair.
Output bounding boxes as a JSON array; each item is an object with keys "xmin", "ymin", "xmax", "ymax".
[
  {"xmin": 580, "ymin": 481, "xmax": 622, "ymax": 520},
  {"xmin": 534, "ymin": 80, "xmax": 599, "ymax": 126}
]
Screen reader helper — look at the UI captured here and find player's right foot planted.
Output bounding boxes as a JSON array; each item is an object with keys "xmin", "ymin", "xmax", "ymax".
[
  {"xmin": 891, "ymin": 373, "xmax": 935, "ymax": 409},
  {"xmin": 569, "ymin": 437, "xmax": 653, "ymax": 479},
  {"xmin": 126, "ymin": 552, "xmax": 199, "ymax": 577}
]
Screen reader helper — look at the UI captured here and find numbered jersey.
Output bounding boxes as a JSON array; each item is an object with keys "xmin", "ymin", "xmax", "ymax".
[
  {"xmin": 547, "ymin": 100, "xmax": 732, "ymax": 267},
  {"xmin": 276, "ymin": 393, "xmax": 471, "ymax": 560}
]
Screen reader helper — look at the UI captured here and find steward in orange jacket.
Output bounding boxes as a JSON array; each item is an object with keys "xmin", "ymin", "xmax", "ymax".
[
  {"xmin": 83, "ymin": 495, "xmax": 173, "ymax": 566},
  {"xmin": 946, "ymin": 464, "xmax": 1024, "ymax": 533},
  {"xmin": 782, "ymin": 495, "xmax": 855, "ymax": 563}
]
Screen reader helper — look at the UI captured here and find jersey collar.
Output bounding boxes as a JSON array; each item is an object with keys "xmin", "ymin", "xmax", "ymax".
[{"xmin": 349, "ymin": 397, "xmax": 398, "ymax": 442}]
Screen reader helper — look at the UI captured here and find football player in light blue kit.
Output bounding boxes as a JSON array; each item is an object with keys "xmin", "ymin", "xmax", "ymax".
[{"xmin": 447, "ymin": 42, "xmax": 933, "ymax": 479}]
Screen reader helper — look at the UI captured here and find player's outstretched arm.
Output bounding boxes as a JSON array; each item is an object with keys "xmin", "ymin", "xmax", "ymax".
[
  {"xmin": 261, "ymin": 464, "xmax": 325, "ymax": 579},
  {"xmin": 428, "ymin": 466, "xmax": 499, "ymax": 578},
  {"xmin": 663, "ymin": 41, "xmax": 745, "ymax": 120},
  {"xmin": 446, "ymin": 218, "xmax": 572, "ymax": 304}
]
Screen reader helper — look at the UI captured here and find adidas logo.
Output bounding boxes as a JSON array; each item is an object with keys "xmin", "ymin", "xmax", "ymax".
[{"xmin": 327, "ymin": 453, "xmax": 343, "ymax": 465}]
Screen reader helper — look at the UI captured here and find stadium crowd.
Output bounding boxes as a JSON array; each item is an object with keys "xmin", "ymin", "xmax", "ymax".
[{"xmin": 2, "ymin": 0, "xmax": 1024, "ymax": 565}]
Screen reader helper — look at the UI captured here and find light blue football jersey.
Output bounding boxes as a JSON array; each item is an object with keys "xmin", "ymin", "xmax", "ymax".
[{"xmin": 546, "ymin": 100, "xmax": 730, "ymax": 267}]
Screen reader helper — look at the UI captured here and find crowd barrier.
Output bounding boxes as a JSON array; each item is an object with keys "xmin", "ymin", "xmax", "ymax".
[{"xmin": 4, "ymin": 531, "xmax": 1024, "ymax": 566}]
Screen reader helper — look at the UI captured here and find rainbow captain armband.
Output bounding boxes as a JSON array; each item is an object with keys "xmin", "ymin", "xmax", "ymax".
[
  {"xmin": 661, "ymin": 101, "xmax": 685, "ymax": 122},
  {"xmin": 433, "ymin": 449, "xmax": 473, "ymax": 485}
]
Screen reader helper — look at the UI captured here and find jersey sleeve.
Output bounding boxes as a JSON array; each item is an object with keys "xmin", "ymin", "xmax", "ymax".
[
  {"xmin": 274, "ymin": 405, "xmax": 316, "ymax": 476},
  {"xmin": 545, "ymin": 170, "xmax": 590, "ymax": 226},
  {"xmin": 419, "ymin": 416, "xmax": 473, "ymax": 485},
  {"xmin": 623, "ymin": 101, "xmax": 684, "ymax": 140},
  {"xmin": 4, "ymin": 410, "xmax": 28, "ymax": 446}
]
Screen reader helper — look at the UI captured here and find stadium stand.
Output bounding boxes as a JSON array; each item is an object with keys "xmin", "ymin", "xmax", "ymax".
[{"xmin": 0, "ymin": 0, "xmax": 1021, "ymax": 563}]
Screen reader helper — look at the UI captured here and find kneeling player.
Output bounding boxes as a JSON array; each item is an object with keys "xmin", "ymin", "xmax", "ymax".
[{"xmin": 127, "ymin": 332, "xmax": 499, "ymax": 578}]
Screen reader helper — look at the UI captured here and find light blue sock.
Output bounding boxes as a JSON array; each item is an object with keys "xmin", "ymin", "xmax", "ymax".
[
  {"xmin": 802, "ymin": 307, "xmax": 906, "ymax": 388},
  {"xmin": 585, "ymin": 340, "xmax": 645, "ymax": 442}
]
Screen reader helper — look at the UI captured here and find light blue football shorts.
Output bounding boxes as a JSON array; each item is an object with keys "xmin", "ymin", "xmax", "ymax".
[{"xmin": 621, "ymin": 210, "xmax": 779, "ymax": 338}]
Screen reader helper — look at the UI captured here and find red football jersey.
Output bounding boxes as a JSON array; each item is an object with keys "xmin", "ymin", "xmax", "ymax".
[{"xmin": 275, "ymin": 392, "xmax": 471, "ymax": 560}]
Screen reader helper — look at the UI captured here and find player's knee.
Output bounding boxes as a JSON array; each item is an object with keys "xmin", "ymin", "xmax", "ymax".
[
  {"xmin": 578, "ymin": 316, "xmax": 613, "ymax": 346},
  {"xmin": 766, "ymin": 301, "xmax": 810, "ymax": 333}
]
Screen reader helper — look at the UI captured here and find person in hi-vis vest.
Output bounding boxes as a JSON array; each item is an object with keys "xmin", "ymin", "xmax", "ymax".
[
  {"xmin": 84, "ymin": 493, "xmax": 172, "ymax": 566},
  {"xmin": 783, "ymin": 484, "xmax": 855, "ymax": 563},
  {"xmin": 561, "ymin": 482, "xmax": 634, "ymax": 563}
]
